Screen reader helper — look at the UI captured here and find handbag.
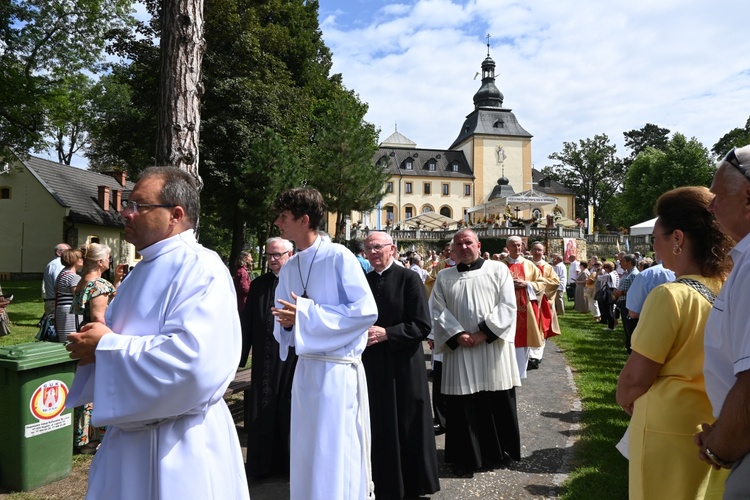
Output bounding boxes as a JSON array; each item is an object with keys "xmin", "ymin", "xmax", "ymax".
[{"xmin": 36, "ymin": 313, "xmax": 58, "ymax": 342}]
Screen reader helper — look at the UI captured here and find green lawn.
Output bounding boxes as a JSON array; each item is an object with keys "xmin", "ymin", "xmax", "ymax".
[
  {"xmin": 0, "ymin": 281, "xmax": 45, "ymax": 347},
  {"xmin": 556, "ymin": 300, "xmax": 630, "ymax": 499}
]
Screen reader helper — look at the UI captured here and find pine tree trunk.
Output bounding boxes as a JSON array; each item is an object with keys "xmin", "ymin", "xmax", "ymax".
[{"xmin": 157, "ymin": 0, "xmax": 205, "ymax": 188}]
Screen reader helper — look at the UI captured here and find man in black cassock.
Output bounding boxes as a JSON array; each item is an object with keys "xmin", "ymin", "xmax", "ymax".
[
  {"xmin": 241, "ymin": 237, "xmax": 296, "ymax": 479},
  {"xmin": 363, "ymin": 231, "xmax": 440, "ymax": 499}
]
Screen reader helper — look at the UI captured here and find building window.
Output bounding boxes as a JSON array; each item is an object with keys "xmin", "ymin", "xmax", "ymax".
[
  {"xmin": 422, "ymin": 205, "xmax": 433, "ymax": 213},
  {"xmin": 405, "ymin": 160, "xmax": 413, "ymax": 170},
  {"xmin": 423, "ymin": 182, "xmax": 431, "ymax": 195},
  {"xmin": 405, "ymin": 206, "xmax": 414, "ymax": 219},
  {"xmin": 442, "ymin": 183, "xmax": 450, "ymax": 195},
  {"xmin": 385, "ymin": 205, "xmax": 395, "ymax": 222},
  {"xmin": 405, "ymin": 182, "xmax": 412, "ymax": 194},
  {"xmin": 440, "ymin": 206, "xmax": 452, "ymax": 218},
  {"xmin": 464, "ymin": 184, "xmax": 471, "ymax": 196},
  {"xmin": 0, "ymin": 187, "xmax": 9, "ymax": 199},
  {"xmin": 451, "ymin": 163, "xmax": 459, "ymax": 172},
  {"xmin": 427, "ymin": 161, "xmax": 436, "ymax": 171},
  {"xmin": 532, "ymin": 208, "xmax": 542, "ymax": 220},
  {"xmin": 386, "ymin": 182, "xmax": 393, "ymax": 193}
]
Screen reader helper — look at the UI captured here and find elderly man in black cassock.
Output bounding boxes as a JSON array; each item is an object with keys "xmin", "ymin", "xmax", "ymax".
[
  {"xmin": 241, "ymin": 237, "xmax": 296, "ymax": 480},
  {"xmin": 363, "ymin": 231, "xmax": 440, "ymax": 499}
]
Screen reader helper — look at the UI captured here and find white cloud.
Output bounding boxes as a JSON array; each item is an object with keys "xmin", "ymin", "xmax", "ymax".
[{"xmin": 319, "ymin": 0, "xmax": 750, "ymax": 166}]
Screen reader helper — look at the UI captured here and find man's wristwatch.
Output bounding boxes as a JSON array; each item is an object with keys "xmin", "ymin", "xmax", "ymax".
[{"xmin": 705, "ymin": 447, "xmax": 733, "ymax": 468}]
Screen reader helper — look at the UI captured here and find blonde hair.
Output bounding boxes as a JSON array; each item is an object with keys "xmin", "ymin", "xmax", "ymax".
[{"xmin": 81, "ymin": 243, "xmax": 111, "ymax": 273}]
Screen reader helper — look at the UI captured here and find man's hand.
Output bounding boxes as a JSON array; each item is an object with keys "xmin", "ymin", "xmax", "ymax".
[
  {"xmin": 513, "ymin": 278, "xmax": 527, "ymax": 289},
  {"xmin": 367, "ymin": 326, "xmax": 387, "ymax": 346},
  {"xmin": 272, "ymin": 292, "xmax": 300, "ymax": 329},
  {"xmin": 66, "ymin": 322, "xmax": 112, "ymax": 365}
]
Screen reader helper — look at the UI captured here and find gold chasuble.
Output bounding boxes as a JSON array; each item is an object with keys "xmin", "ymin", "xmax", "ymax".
[
  {"xmin": 504, "ymin": 258, "xmax": 544, "ymax": 348},
  {"xmin": 534, "ymin": 261, "xmax": 561, "ymax": 339}
]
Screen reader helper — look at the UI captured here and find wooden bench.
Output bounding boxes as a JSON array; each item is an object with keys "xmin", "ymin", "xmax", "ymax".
[{"xmin": 224, "ymin": 369, "xmax": 252, "ymax": 431}]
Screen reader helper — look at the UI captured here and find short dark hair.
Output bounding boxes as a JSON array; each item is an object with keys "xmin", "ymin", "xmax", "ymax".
[
  {"xmin": 623, "ymin": 254, "xmax": 637, "ymax": 266},
  {"xmin": 273, "ymin": 187, "xmax": 326, "ymax": 231},
  {"xmin": 351, "ymin": 240, "xmax": 364, "ymax": 254},
  {"xmin": 139, "ymin": 167, "xmax": 200, "ymax": 227}
]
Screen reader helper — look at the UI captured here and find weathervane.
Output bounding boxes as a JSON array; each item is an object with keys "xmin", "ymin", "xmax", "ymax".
[{"xmin": 486, "ymin": 34, "xmax": 491, "ymax": 56}]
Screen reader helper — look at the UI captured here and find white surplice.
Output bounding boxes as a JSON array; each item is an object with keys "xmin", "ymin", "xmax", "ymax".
[
  {"xmin": 274, "ymin": 236, "xmax": 378, "ymax": 500},
  {"xmin": 430, "ymin": 260, "xmax": 521, "ymax": 394},
  {"xmin": 67, "ymin": 230, "xmax": 249, "ymax": 500}
]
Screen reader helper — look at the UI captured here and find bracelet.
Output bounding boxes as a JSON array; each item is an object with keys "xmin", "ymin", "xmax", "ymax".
[{"xmin": 705, "ymin": 447, "xmax": 733, "ymax": 468}]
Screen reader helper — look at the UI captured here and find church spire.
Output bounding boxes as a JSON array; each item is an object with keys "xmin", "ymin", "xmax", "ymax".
[{"xmin": 473, "ymin": 34, "xmax": 504, "ymax": 109}]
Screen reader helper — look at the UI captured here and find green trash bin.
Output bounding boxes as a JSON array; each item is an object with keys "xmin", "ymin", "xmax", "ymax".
[{"xmin": 0, "ymin": 342, "xmax": 77, "ymax": 491}]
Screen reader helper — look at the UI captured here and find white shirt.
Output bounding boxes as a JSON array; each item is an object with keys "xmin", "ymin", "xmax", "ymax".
[{"xmin": 704, "ymin": 233, "xmax": 750, "ymax": 416}]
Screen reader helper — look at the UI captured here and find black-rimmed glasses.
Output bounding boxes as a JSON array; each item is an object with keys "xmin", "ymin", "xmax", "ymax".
[
  {"xmin": 122, "ymin": 200, "xmax": 176, "ymax": 214},
  {"xmin": 264, "ymin": 251, "xmax": 290, "ymax": 260},
  {"xmin": 364, "ymin": 243, "xmax": 391, "ymax": 253},
  {"xmin": 724, "ymin": 147, "xmax": 750, "ymax": 180}
]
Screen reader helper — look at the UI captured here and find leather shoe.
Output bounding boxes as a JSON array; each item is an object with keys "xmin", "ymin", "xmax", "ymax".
[
  {"xmin": 527, "ymin": 358, "xmax": 540, "ymax": 370},
  {"xmin": 434, "ymin": 424, "xmax": 446, "ymax": 435}
]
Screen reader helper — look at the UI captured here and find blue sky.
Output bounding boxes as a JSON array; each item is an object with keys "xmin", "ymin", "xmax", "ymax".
[{"xmin": 316, "ymin": 0, "xmax": 750, "ymax": 168}]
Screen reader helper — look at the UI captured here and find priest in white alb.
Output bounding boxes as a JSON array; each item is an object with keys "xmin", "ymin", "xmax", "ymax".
[
  {"xmin": 66, "ymin": 167, "xmax": 249, "ymax": 500},
  {"xmin": 431, "ymin": 229, "xmax": 521, "ymax": 476}
]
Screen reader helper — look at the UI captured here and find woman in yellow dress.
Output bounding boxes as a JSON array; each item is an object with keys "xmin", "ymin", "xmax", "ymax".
[{"xmin": 617, "ymin": 186, "xmax": 734, "ymax": 499}]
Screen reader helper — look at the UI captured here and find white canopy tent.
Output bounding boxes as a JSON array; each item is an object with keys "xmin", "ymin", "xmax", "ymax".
[{"xmin": 630, "ymin": 217, "xmax": 657, "ymax": 236}]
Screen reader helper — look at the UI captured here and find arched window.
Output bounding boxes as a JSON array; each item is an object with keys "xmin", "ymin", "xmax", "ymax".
[
  {"xmin": 532, "ymin": 208, "xmax": 542, "ymax": 220},
  {"xmin": 404, "ymin": 205, "xmax": 415, "ymax": 220},
  {"xmin": 422, "ymin": 205, "xmax": 433, "ymax": 214},
  {"xmin": 440, "ymin": 206, "xmax": 452, "ymax": 218},
  {"xmin": 384, "ymin": 205, "xmax": 395, "ymax": 223}
]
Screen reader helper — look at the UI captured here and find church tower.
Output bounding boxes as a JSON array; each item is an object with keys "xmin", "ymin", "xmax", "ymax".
[{"xmin": 450, "ymin": 39, "xmax": 533, "ymax": 205}]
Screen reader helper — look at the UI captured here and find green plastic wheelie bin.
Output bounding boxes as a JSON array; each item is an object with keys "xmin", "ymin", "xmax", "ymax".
[{"xmin": 0, "ymin": 342, "xmax": 77, "ymax": 491}]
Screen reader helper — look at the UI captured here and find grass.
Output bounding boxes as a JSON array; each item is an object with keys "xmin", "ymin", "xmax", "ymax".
[
  {"xmin": 0, "ymin": 281, "xmax": 45, "ymax": 347},
  {"xmin": 555, "ymin": 300, "xmax": 630, "ymax": 500}
]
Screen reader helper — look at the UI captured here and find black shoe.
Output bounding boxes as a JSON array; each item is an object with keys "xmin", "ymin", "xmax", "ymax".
[
  {"xmin": 434, "ymin": 424, "xmax": 446, "ymax": 435},
  {"xmin": 449, "ymin": 464, "xmax": 475, "ymax": 478},
  {"xmin": 527, "ymin": 358, "xmax": 540, "ymax": 370}
]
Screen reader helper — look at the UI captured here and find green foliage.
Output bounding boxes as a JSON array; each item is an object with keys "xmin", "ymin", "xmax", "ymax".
[
  {"xmin": 553, "ymin": 310, "xmax": 629, "ymax": 499},
  {"xmin": 712, "ymin": 116, "xmax": 750, "ymax": 160},
  {"xmin": 623, "ymin": 123, "xmax": 670, "ymax": 166},
  {"xmin": 306, "ymin": 87, "xmax": 385, "ymax": 239},
  {"xmin": 616, "ymin": 133, "xmax": 714, "ymax": 227},
  {"xmin": 544, "ymin": 134, "xmax": 625, "ymax": 229},
  {"xmin": 0, "ymin": 0, "xmax": 135, "ymax": 153}
]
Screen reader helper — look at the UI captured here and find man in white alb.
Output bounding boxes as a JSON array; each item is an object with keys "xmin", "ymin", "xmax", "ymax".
[
  {"xmin": 66, "ymin": 167, "xmax": 249, "ymax": 500},
  {"xmin": 271, "ymin": 187, "xmax": 378, "ymax": 500}
]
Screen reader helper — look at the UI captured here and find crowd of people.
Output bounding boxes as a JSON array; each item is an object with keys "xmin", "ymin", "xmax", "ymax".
[{"xmin": 15, "ymin": 144, "xmax": 750, "ymax": 499}]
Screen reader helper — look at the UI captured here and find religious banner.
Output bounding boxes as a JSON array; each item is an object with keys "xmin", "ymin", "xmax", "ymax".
[{"xmin": 563, "ymin": 238, "xmax": 577, "ymax": 262}]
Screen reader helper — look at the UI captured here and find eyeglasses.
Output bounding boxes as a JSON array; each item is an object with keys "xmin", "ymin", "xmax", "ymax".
[
  {"xmin": 724, "ymin": 147, "xmax": 750, "ymax": 181},
  {"xmin": 122, "ymin": 200, "xmax": 176, "ymax": 214},
  {"xmin": 265, "ymin": 251, "xmax": 290, "ymax": 260},
  {"xmin": 365, "ymin": 243, "xmax": 391, "ymax": 253}
]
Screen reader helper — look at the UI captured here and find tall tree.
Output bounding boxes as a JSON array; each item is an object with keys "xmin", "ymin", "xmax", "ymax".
[
  {"xmin": 157, "ymin": 0, "xmax": 204, "ymax": 185},
  {"xmin": 306, "ymin": 86, "xmax": 386, "ymax": 239},
  {"xmin": 543, "ymin": 134, "xmax": 625, "ymax": 229},
  {"xmin": 623, "ymin": 123, "xmax": 670, "ymax": 165},
  {"xmin": 46, "ymin": 73, "xmax": 97, "ymax": 164},
  {"xmin": 618, "ymin": 133, "xmax": 714, "ymax": 227},
  {"xmin": 712, "ymin": 116, "xmax": 750, "ymax": 160},
  {"xmin": 0, "ymin": 0, "xmax": 133, "ymax": 153}
]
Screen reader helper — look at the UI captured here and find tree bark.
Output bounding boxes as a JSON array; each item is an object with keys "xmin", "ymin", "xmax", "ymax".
[{"xmin": 157, "ymin": 0, "xmax": 205, "ymax": 188}]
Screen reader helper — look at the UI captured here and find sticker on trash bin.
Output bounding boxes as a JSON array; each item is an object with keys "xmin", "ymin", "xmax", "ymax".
[
  {"xmin": 29, "ymin": 380, "xmax": 69, "ymax": 420},
  {"xmin": 24, "ymin": 380, "xmax": 71, "ymax": 438}
]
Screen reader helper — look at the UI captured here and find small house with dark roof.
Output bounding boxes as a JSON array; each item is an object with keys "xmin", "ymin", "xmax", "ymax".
[
  {"xmin": 0, "ymin": 151, "xmax": 137, "ymax": 277},
  {"xmin": 347, "ymin": 42, "xmax": 574, "ymax": 230}
]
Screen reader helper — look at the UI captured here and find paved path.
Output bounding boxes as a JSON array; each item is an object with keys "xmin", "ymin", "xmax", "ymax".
[{"xmin": 247, "ymin": 339, "xmax": 581, "ymax": 499}]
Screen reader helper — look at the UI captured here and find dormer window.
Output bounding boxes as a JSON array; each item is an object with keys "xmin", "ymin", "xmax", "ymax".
[
  {"xmin": 427, "ymin": 161, "xmax": 436, "ymax": 171},
  {"xmin": 405, "ymin": 160, "xmax": 413, "ymax": 170},
  {"xmin": 451, "ymin": 163, "xmax": 459, "ymax": 172}
]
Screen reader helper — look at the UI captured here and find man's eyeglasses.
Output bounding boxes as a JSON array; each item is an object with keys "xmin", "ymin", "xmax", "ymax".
[
  {"xmin": 724, "ymin": 147, "xmax": 750, "ymax": 181},
  {"xmin": 122, "ymin": 200, "xmax": 176, "ymax": 214},
  {"xmin": 265, "ymin": 251, "xmax": 290, "ymax": 260},
  {"xmin": 365, "ymin": 243, "xmax": 391, "ymax": 253}
]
